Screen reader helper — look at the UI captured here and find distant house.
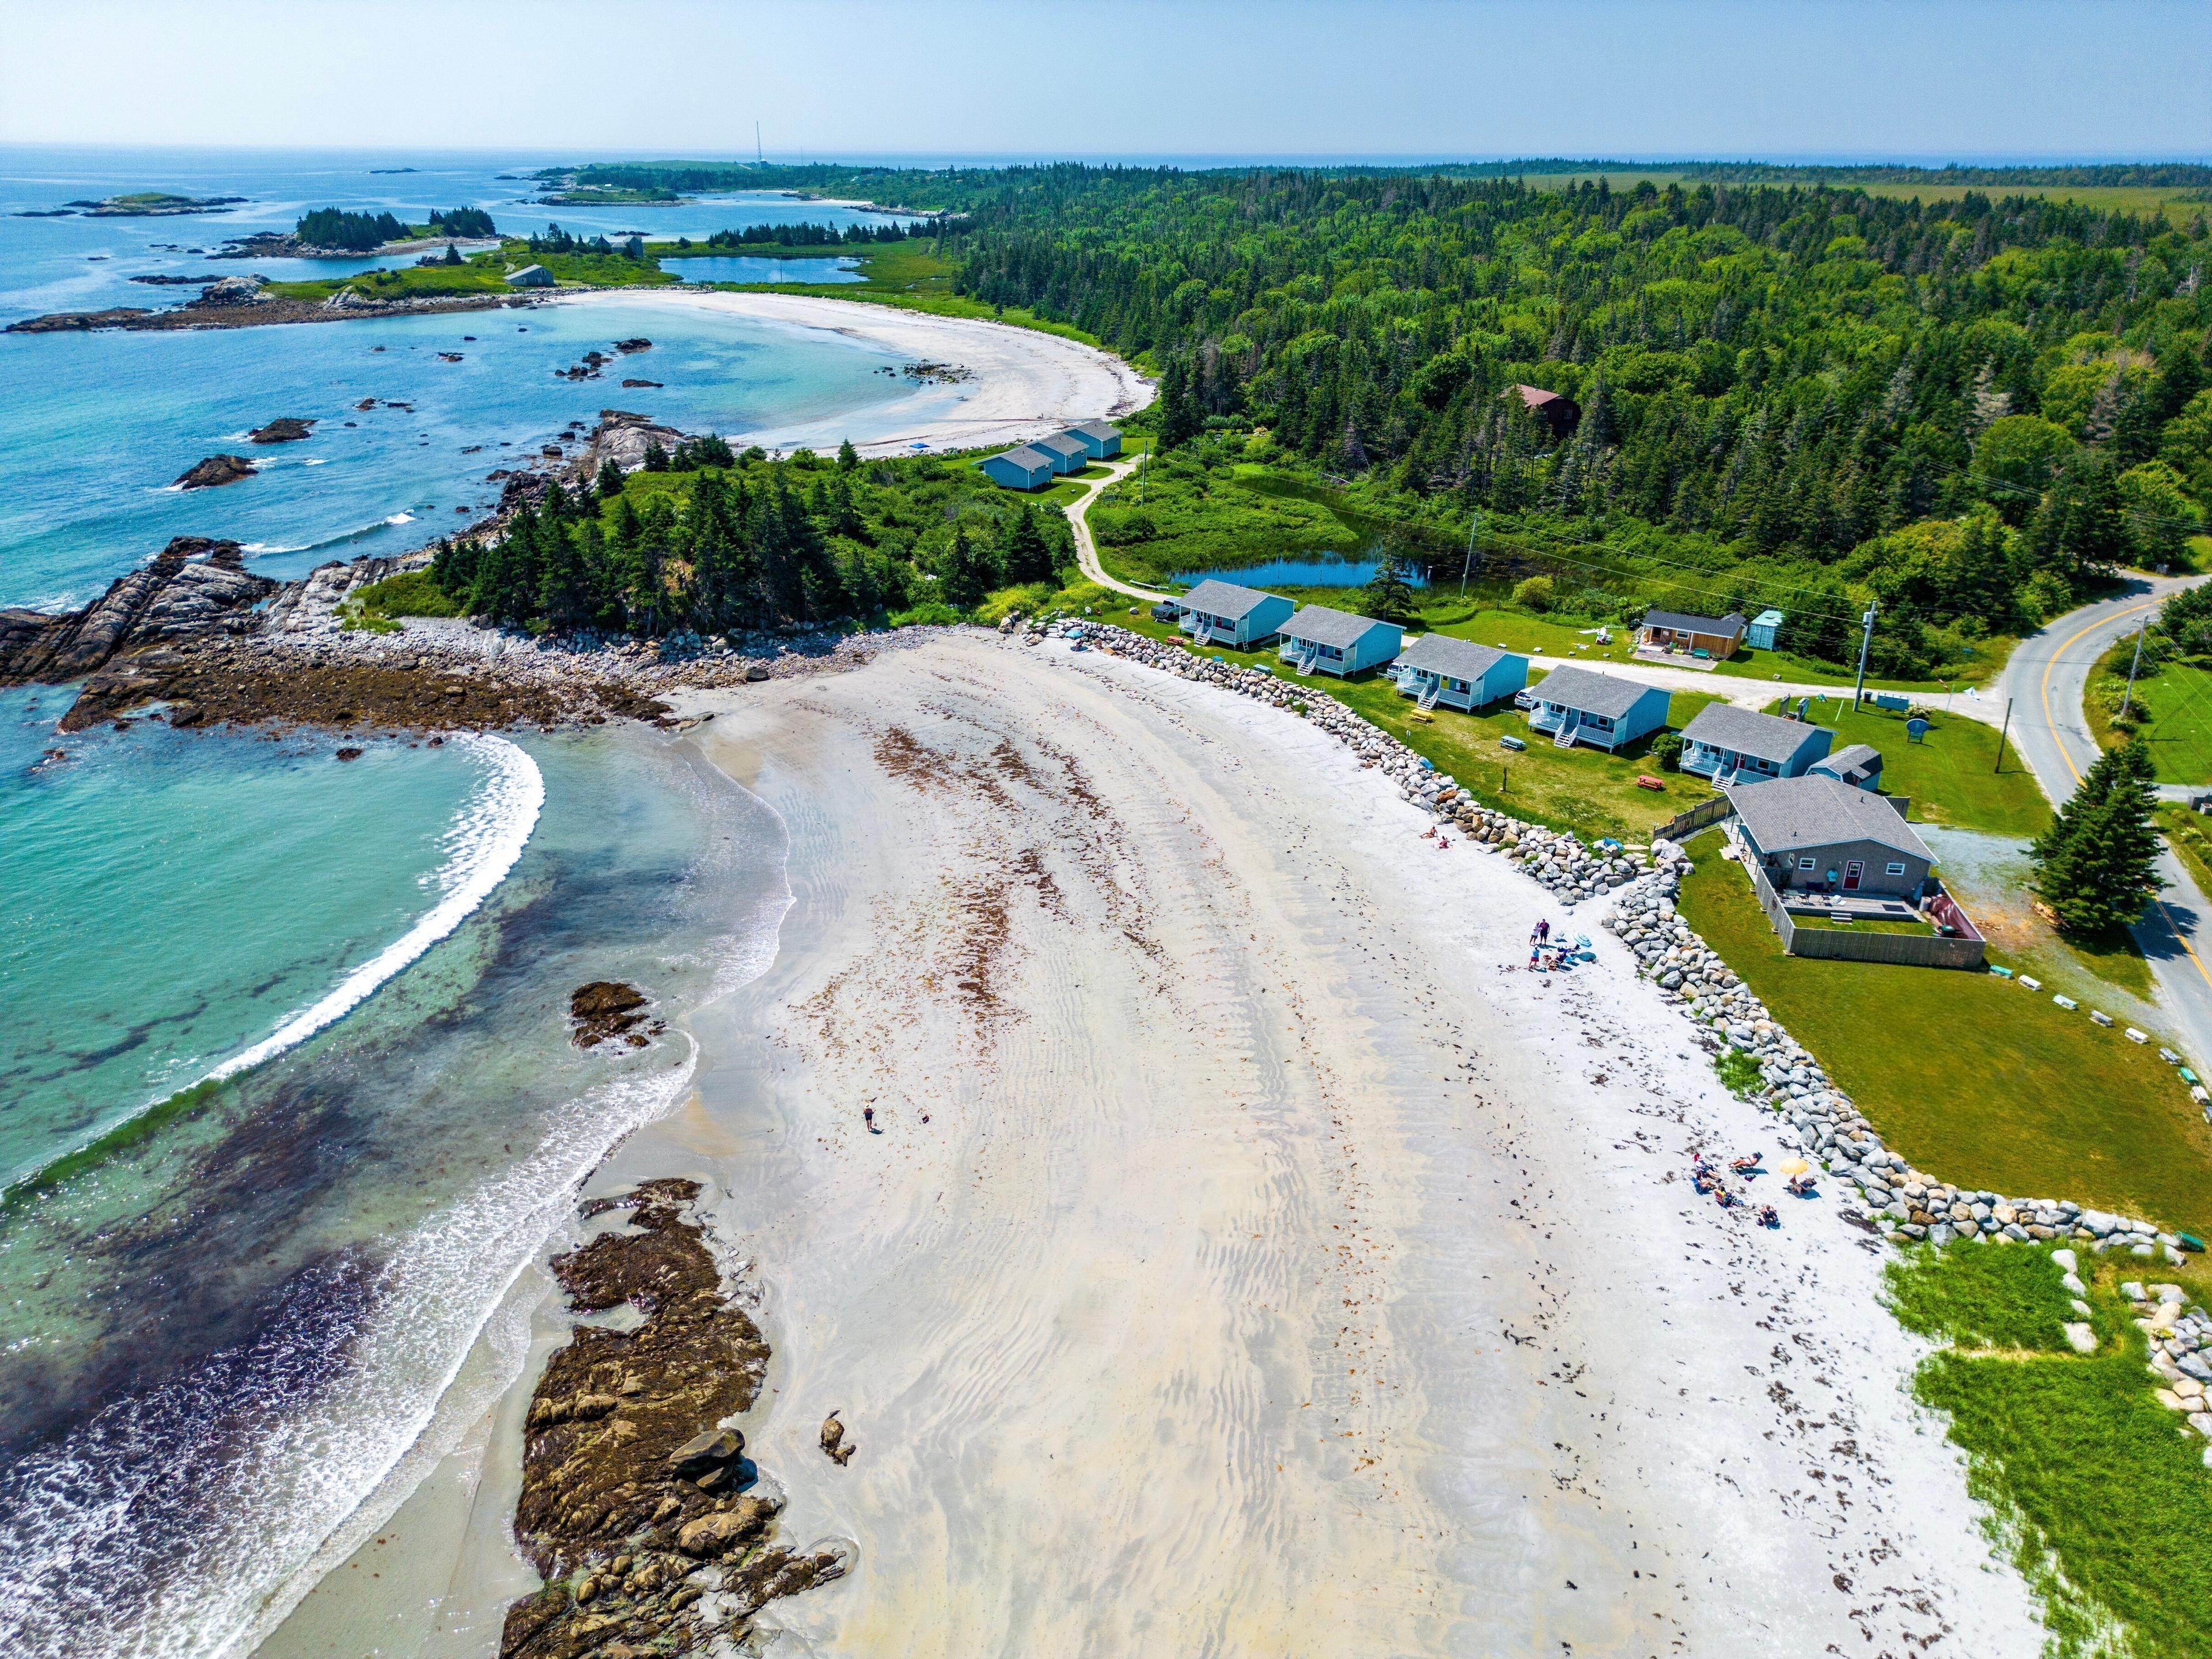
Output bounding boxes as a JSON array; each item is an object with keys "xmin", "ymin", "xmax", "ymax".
[
  {"xmin": 1179, "ymin": 578, "xmax": 1294, "ymax": 649},
  {"xmin": 979, "ymin": 446, "xmax": 1058, "ymax": 491},
  {"xmin": 1063, "ymin": 422, "xmax": 1123, "ymax": 460},
  {"xmin": 1393, "ymin": 635, "xmax": 1529, "ymax": 712},
  {"xmin": 1279, "ymin": 605, "xmax": 1403, "ymax": 677},
  {"xmin": 1747, "ymin": 609, "xmax": 1785, "ymax": 652},
  {"xmin": 1031, "ymin": 433, "xmax": 1090, "ymax": 475},
  {"xmin": 1679, "ymin": 704, "xmax": 1834, "ymax": 785},
  {"xmin": 1808, "ymin": 743, "xmax": 1884, "ymax": 791},
  {"xmin": 1639, "ymin": 608, "xmax": 1747, "ymax": 660},
  {"xmin": 1512, "ymin": 384, "xmax": 1581, "ymax": 439},
  {"xmin": 504, "ymin": 264, "xmax": 554, "ymax": 288},
  {"xmin": 1729, "ymin": 774, "xmax": 1932, "ymax": 899},
  {"xmin": 1527, "ymin": 665, "xmax": 1672, "ymax": 752}
]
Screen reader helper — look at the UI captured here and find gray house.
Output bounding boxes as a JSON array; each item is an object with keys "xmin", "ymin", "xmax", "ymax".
[
  {"xmin": 1179, "ymin": 578, "xmax": 1294, "ymax": 649},
  {"xmin": 1526, "ymin": 665, "xmax": 1672, "ymax": 752},
  {"xmin": 1278, "ymin": 605, "xmax": 1403, "ymax": 676},
  {"xmin": 1063, "ymin": 422, "xmax": 1123, "ymax": 460},
  {"xmin": 1809, "ymin": 743, "xmax": 1884, "ymax": 791},
  {"xmin": 505, "ymin": 264, "xmax": 555, "ymax": 288},
  {"xmin": 979, "ymin": 446, "xmax": 1057, "ymax": 490},
  {"xmin": 1031, "ymin": 432, "xmax": 1090, "ymax": 475},
  {"xmin": 1393, "ymin": 635, "xmax": 1528, "ymax": 711},
  {"xmin": 1678, "ymin": 704, "xmax": 1833, "ymax": 785},
  {"xmin": 1729, "ymin": 775, "xmax": 1932, "ymax": 899}
]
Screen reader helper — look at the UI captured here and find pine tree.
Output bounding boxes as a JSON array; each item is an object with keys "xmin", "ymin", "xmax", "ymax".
[
  {"xmin": 596, "ymin": 457, "xmax": 626, "ymax": 503},
  {"xmin": 1361, "ymin": 551, "xmax": 1417, "ymax": 622},
  {"xmin": 938, "ymin": 524, "xmax": 1001, "ymax": 609},
  {"xmin": 999, "ymin": 504, "xmax": 1055, "ymax": 585},
  {"xmin": 1157, "ymin": 355, "xmax": 1202, "ymax": 451},
  {"xmin": 2030, "ymin": 740, "xmax": 2163, "ymax": 934},
  {"xmin": 836, "ymin": 437, "xmax": 860, "ymax": 472}
]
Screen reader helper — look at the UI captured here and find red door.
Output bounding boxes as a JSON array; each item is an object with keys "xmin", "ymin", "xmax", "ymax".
[{"xmin": 1843, "ymin": 861, "xmax": 1863, "ymax": 892}]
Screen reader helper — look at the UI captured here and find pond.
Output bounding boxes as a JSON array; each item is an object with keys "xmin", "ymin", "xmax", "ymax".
[
  {"xmin": 1172, "ymin": 552, "xmax": 1426, "ymax": 589},
  {"xmin": 659, "ymin": 255, "xmax": 863, "ymax": 285}
]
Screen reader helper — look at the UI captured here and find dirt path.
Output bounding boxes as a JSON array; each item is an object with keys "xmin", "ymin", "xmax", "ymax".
[{"xmin": 1065, "ymin": 455, "xmax": 1172, "ymax": 600}]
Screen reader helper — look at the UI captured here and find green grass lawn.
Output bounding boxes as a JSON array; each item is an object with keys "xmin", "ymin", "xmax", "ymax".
[
  {"xmin": 1791, "ymin": 913, "xmax": 1936, "ymax": 935},
  {"xmin": 1676, "ymin": 835, "xmax": 2212, "ymax": 1233},
  {"xmin": 1890, "ymin": 1244, "xmax": 2212, "ymax": 1659},
  {"xmin": 2160, "ymin": 804, "xmax": 2212, "ymax": 899},
  {"xmin": 1763, "ymin": 696, "xmax": 2052, "ymax": 836},
  {"xmin": 1105, "ymin": 606, "xmax": 1728, "ymax": 840},
  {"xmin": 2087, "ymin": 647, "xmax": 2212, "ymax": 785}
]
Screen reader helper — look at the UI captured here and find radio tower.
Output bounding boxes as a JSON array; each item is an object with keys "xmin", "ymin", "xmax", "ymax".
[{"xmin": 755, "ymin": 122, "xmax": 763, "ymax": 165}]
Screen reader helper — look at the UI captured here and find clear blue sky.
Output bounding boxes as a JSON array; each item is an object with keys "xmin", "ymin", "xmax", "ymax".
[{"xmin": 9, "ymin": 0, "xmax": 2209, "ymax": 162}]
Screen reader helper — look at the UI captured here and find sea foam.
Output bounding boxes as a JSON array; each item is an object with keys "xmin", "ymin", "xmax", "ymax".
[{"xmin": 209, "ymin": 733, "xmax": 541, "ymax": 1080}]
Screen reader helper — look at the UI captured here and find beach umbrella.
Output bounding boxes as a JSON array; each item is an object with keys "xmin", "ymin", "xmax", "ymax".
[{"xmin": 1779, "ymin": 1156, "xmax": 1809, "ymax": 1176}]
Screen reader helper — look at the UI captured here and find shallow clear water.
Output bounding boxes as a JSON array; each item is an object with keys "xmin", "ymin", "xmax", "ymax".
[
  {"xmin": 662, "ymin": 253, "xmax": 862, "ymax": 284},
  {"xmin": 1172, "ymin": 552, "xmax": 1427, "ymax": 589},
  {"xmin": 0, "ymin": 147, "xmax": 836, "ymax": 1659}
]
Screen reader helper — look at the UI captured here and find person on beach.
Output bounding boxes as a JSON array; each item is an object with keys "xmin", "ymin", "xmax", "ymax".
[{"xmin": 1537, "ymin": 918, "xmax": 1551, "ymax": 944}]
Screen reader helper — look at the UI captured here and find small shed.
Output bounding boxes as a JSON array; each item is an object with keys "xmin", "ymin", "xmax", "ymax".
[
  {"xmin": 979, "ymin": 446, "xmax": 1057, "ymax": 491},
  {"xmin": 1063, "ymin": 422, "xmax": 1123, "ymax": 460},
  {"xmin": 1179, "ymin": 578, "xmax": 1294, "ymax": 649},
  {"xmin": 1679, "ymin": 704, "xmax": 1833, "ymax": 785},
  {"xmin": 504, "ymin": 264, "xmax": 555, "ymax": 288},
  {"xmin": 1730, "ymin": 775, "xmax": 1932, "ymax": 899},
  {"xmin": 1526, "ymin": 665, "xmax": 1671, "ymax": 752},
  {"xmin": 1279, "ymin": 605, "xmax": 1403, "ymax": 677},
  {"xmin": 1393, "ymin": 635, "xmax": 1528, "ymax": 712},
  {"xmin": 1031, "ymin": 433, "xmax": 1090, "ymax": 475},
  {"xmin": 1639, "ymin": 608, "xmax": 1748, "ymax": 660},
  {"xmin": 1511, "ymin": 384, "xmax": 1581, "ymax": 439},
  {"xmin": 1747, "ymin": 609, "xmax": 1785, "ymax": 652},
  {"xmin": 1808, "ymin": 743, "xmax": 1884, "ymax": 791}
]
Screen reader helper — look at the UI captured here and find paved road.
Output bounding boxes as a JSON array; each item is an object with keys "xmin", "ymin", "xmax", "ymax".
[{"xmin": 1997, "ymin": 574, "xmax": 2212, "ymax": 1063}]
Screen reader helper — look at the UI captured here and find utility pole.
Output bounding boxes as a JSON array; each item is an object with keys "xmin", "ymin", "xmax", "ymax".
[
  {"xmin": 1459, "ymin": 511, "xmax": 1480, "ymax": 597},
  {"xmin": 1994, "ymin": 696, "xmax": 2013, "ymax": 774},
  {"xmin": 756, "ymin": 122, "xmax": 763, "ymax": 165},
  {"xmin": 1851, "ymin": 600, "xmax": 1877, "ymax": 708},
  {"xmin": 2120, "ymin": 611, "xmax": 2152, "ymax": 721}
]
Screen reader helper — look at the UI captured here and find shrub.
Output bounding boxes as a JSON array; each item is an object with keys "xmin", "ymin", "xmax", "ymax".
[
  {"xmin": 351, "ymin": 569, "xmax": 463, "ymax": 619},
  {"xmin": 1714, "ymin": 1047, "xmax": 1764, "ymax": 1096},
  {"xmin": 1512, "ymin": 575, "xmax": 1556, "ymax": 612},
  {"xmin": 887, "ymin": 600, "xmax": 964, "ymax": 627},
  {"xmin": 1653, "ymin": 732, "xmax": 1685, "ymax": 772}
]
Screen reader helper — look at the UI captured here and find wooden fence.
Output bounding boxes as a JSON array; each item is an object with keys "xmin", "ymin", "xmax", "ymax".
[
  {"xmin": 1654, "ymin": 794, "xmax": 1736, "ymax": 843},
  {"xmin": 1747, "ymin": 859, "xmax": 1986, "ymax": 970}
]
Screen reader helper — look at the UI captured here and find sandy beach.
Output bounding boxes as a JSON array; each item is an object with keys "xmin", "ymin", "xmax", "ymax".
[
  {"xmin": 260, "ymin": 630, "xmax": 2042, "ymax": 1657},
  {"xmin": 556, "ymin": 289, "xmax": 1153, "ymax": 457}
]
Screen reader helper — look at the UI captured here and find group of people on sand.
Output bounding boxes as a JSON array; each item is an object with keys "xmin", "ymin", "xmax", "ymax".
[
  {"xmin": 1690, "ymin": 1149, "xmax": 1816, "ymax": 1229},
  {"xmin": 1419, "ymin": 825, "xmax": 1455, "ymax": 851}
]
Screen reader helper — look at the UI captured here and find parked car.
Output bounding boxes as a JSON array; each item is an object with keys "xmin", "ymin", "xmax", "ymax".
[
  {"xmin": 1513, "ymin": 688, "xmax": 1539, "ymax": 710},
  {"xmin": 1150, "ymin": 600, "xmax": 1181, "ymax": 623}
]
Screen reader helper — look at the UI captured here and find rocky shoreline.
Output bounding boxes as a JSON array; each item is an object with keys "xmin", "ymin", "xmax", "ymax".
[
  {"xmin": 501, "ymin": 1179, "xmax": 849, "ymax": 1659},
  {"xmin": 5, "ymin": 286, "xmax": 533, "ymax": 335}
]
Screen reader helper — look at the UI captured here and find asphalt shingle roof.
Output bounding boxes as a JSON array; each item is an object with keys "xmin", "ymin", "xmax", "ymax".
[
  {"xmin": 1396, "ymin": 635, "xmax": 1512, "ymax": 681},
  {"xmin": 1066, "ymin": 422, "xmax": 1120, "ymax": 442},
  {"xmin": 1283, "ymin": 604, "xmax": 1393, "ymax": 649},
  {"xmin": 1530, "ymin": 665, "xmax": 1660, "ymax": 719},
  {"xmin": 988, "ymin": 446, "xmax": 1054, "ymax": 471},
  {"xmin": 1728, "ymin": 774, "xmax": 1931, "ymax": 862},
  {"xmin": 1813, "ymin": 743, "xmax": 1883, "ymax": 782},
  {"xmin": 1033, "ymin": 433, "xmax": 1088, "ymax": 459},
  {"xmin": 1681, "ymin": 703, "xmax": 1830, "ymax": 766},
  {"xmin": 1180, "ymin": 579, "xmax": 1279, "ymax": 622},
  {"xmin": 1643, "ymin": 608, "xmax": 1747, "ymax": 635}
]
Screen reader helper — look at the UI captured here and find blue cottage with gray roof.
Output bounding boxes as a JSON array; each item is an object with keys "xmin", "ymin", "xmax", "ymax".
[
  {"xmin": 1179, "ymin": 579, "xmax": 1294, "ymax": 649},
  {"xmin": 979, "ymin": 445, "xmax": 1058, "ymax": 491},
  {"xmin": 1393, "ymin": 635, "xmax": 1528, "ymax": 711},
  {"xmin": 1526, "ymin": 665, "xmax": 1671, "ymax": 752}
]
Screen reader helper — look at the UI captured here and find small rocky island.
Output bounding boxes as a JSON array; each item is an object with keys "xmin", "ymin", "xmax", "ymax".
[{"xmin": 51, "ymin": 191, "xmax": 248, "ymax": 217}]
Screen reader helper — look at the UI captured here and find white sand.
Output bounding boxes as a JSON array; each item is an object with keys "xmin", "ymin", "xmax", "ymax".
[
  {"xmin": 264, "ymin": 631, "xmax": 2041, "ymax": 1656},
  {"xmin": 607, "ymin": 634, "xmax": 2040, "ymax": 1656},
  {"xmin": 555, "ymin": 289, "xmax": 1152, "ymax": 457}
]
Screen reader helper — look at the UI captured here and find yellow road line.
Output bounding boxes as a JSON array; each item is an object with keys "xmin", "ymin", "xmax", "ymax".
[{"xmin": 2039, "ymin": 601, "xmax": 2212, "ymax": 988}]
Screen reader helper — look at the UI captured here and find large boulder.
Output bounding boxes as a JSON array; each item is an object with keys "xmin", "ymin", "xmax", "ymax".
[
  {"xmin": 176, "ymin": 454, "xmax": 256, "ymax": 490},
  {"xmin": 675, "ymin": 1494, "xmax": 780, "ymax": 1557}
]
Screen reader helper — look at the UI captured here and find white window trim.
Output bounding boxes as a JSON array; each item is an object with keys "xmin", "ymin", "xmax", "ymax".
[
  {"xmin": 1797, "ymin": 856, "xmax": 1816, "ymax": 871},
  {"xmin": 1885, "ymin": 861, "xmax": 1907, "ymax": 876}
]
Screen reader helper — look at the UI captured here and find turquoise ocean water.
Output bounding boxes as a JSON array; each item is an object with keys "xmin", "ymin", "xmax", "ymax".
[{"xmin": 0, "ymin": 149, "xmax": 865, "ymax": 1658}]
